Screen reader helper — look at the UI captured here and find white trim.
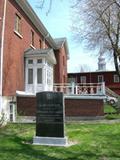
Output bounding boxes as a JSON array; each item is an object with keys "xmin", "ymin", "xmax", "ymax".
[
  {"xmin": 80, "ymin": 76, "xmax": 86, "ymax": 83},
  {"xmin": 0, "ymin": 0, "xmax": 7, "ymax": 110},
  {"xmin": 113, "ymin": 74, "xmax": 119, "ymax": 83},
  {"xmin": 16, "ymin": 90, "xmax": 35, "ymax": 97},
  {"xmin": 14, "ymin": 30, "xmax": 23, "ymax": 39},
  {"xmin": 65, "ymin": 95, "xmax": 106, "ymax": 100},
  {"xmin": 30, "ymin": 44, "xmax": 36, "ymax": 49},
  {"xmin": 9, "ymin": 102, "xmax": 16, "ymax": 122},
  {"xmin": 25, "ymin": 58, "xmax": 54, "ymax": 93},
  {"xmin": 98, "ymin": 75, "xmax": 104, "ymax": 83}
]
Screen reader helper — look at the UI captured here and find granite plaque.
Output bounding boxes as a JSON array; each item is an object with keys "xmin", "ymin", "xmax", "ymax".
[{"xmin": 36, "ymin": 92, "xmax": 65, "ymax": 138}]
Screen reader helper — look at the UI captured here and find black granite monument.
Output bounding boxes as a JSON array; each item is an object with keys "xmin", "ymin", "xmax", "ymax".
[{"xmin": 36, "ymin": 91, "xmax": 65, "ymax": 139}]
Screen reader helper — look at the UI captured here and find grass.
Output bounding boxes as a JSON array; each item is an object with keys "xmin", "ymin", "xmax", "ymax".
[
  {"xmin": 104, "ymin": 104, "xmax": 116, "ymax": 113},
  {"xmin": 104, "ymin": 103, "xmax": 120, "ymax": 119},
  {"xmin": 0, "ymin": 123, "xmax": 120, "ymax": 160},
  {"xmin": 105, "ymin": 114, "xmax": 120, "ymax": 120}
]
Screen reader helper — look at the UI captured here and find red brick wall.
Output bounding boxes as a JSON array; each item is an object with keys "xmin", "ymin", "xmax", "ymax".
[
  {"xmin": 2, "ymin": 0, "xmax": 68, "ymax": 96},
  {"xmin": 65, "ymin": 98, "xmax": 104, "ymax": 116},
  {"xmin": 54, "ymin": 50, "xmax": 60, "ymax": 83},
  {"xmin": 0, "ymin": 0, "xmax": 4, "ymax": 39},
  {"xmin": 0, "ymin": 0, "xmax": 4, "ymax": 86},
  {"xmin": 17, "ymin": 96, "xmax": 104, "ymax": 117},
  {"xmin": 2, "ymin": 0, "xmax": 50, "ymax": 96},
  {"xmin": 17, "ymin": 96, "xmax": 36, "ymax": 116},
  {"xmin": 54, "ymin": 46, "xmax": 68, "ymax": 83}
]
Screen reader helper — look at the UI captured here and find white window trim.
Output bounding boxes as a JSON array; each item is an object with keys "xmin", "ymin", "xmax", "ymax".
[
  {"xmin": 25, "ymin": 58, "xmax": 54, "ymax": 93},
  {"xmin": 14, "ymin": 30, "xmax": 23, "ymax": 39},
  {"xmin": 28, "ymin": 68, "xmax": 34, "ymax": 84},
  {"xmin": 30, "ymin": 44, "xmax": 36, "ymax": 49},
  {"xmin": 114, "ymin": 74, "xmax": 119, "ymax": 83},
  {"xmin": 14, "ymin": 14, "xmax": 22, "ymax": 37},
  {"xmin": 37, "ymin": 68, "xmax": 42, "ymax": 84},
  {"xmin": 80, "ymin": 76, "xmax": 86, "ymax": 83},
  {"xmin": 98, "ymin": 75, "xmax": 104, "ymax": 83}
]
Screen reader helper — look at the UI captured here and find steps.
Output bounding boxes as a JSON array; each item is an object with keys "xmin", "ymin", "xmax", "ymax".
[
  {"xmin": 105, "ymin": 87, "xmax": 120, "ymax": 113},
  {"xmin": 105, "ymin": 87, "xmax": 120, "ymax": 98}
]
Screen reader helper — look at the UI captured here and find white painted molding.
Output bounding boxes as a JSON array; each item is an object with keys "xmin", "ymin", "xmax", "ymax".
[
  {"xmin": 14, "ymin": 30, "xmax": 23, "ymax": 39},
  {"xmin": 0, "ymin": 0, "xmax": 7, "ymax": 99}
]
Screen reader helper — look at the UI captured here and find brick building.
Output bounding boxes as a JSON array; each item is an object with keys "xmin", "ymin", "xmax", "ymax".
[{"xmin": 0, "ymin": 0, "xmax": 69, "ymax": 121}]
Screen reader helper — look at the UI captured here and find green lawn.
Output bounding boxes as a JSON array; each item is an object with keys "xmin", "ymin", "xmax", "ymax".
[
  {"xmin": 104, "ymin": 103, "xmax": 120, "ymax": 119},
  {"xmin": 104, "ymin": 104, "xmax": 116, "ymax": 113},
  {"xmin": 0, "ymin": 123, "xmax": 120, "ymax": 160}
]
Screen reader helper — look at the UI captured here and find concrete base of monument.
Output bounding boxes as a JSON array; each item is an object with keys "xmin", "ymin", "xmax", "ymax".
[{"xmin": 33, "ymin": 136, "xmax": 68, "ymax": 146}]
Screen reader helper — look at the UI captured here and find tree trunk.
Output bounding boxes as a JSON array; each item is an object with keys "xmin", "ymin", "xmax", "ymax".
[{"xmin": 113, "ymin": 50, "xmax": 120, "ymax": 78}]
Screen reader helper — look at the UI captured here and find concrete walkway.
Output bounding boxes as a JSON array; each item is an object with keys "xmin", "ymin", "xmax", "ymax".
[
  {"xmin": 67, "ymin": 119, "xmax": 120, "ymax": 124},
  {"xmin": 15, "ymin": 116, "xmax": 120, "ymax": 124}
]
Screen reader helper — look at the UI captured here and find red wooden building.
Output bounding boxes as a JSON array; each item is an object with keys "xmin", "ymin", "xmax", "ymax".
[
  {"xmin": 0, "ymin": 0, "xmax": 69, "ymax": 121},
  {"xmin": 68, "ymin": 71, "xmax": 120, "ymax": 95}
]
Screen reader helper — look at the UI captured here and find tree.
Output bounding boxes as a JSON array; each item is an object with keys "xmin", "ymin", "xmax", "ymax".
[
  {"xmin": 35, "ymin": 0, "xmax": 53, "ymax": 15},
  {"xmin": 35, "ymin": 0, "xmax": 63, "ymax": 15},
  {"xmin": 72, "ymin": 0, "xmax": 120, "ymax": 77},
  {"xmin": 75, "ymin": 64, "xmax": 91, "ymax": 72}
]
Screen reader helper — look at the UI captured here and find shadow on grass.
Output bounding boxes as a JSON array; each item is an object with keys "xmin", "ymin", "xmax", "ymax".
[
  {"xmin": 1, "ymin": 134, "xmax": 120, "ymax": 160},
  {"xmin": 0, "ymin": 123, "xmax": 120, "ymax": 160}
]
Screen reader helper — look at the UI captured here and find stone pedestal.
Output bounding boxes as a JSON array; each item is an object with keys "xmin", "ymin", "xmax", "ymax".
[{"xmin": 33, "ymin": 136, "xmax": 68, "ymax": 146}]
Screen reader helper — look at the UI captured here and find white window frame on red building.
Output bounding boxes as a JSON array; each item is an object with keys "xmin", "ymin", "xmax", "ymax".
[
  {"xmin": 98, "ymin": 75, "xmax": 104, "ymax": 83},
  {"xmin": 114, "ymin": 74, "xmax": 119, "ymax": 83},
  {"xmin": 80, "ymin": 76, "xmax": 86, "ymax": 84}
]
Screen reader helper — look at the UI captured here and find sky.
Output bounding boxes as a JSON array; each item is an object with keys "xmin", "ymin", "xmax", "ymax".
[{"xmin": 28, "ymin": 0, "xmax": 115, "ymax": 73}]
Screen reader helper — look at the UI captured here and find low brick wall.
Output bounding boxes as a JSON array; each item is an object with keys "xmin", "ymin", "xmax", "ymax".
[
  {"xmin": 65, "ymin": 98, "xmax": 104, "ymax": 117},
  {"xmin": 17, "ymin": 95, "xmax": 104, "ymax": 117},
  {"xmin": 17, "ymin": 96, "xmax": 36, "ymax": 116}
]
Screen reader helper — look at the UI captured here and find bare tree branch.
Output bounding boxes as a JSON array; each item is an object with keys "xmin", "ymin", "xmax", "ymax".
[{"xmin": 72, "ymin": 0, "xmax": 120, "ymax": 77}]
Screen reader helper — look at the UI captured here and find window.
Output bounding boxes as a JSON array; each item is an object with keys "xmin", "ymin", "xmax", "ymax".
[
  {"xmin": 80, "ymin": 76, "xmax": 86, "ymax": 83},
  {"xmin": 10, "ymin": 104, "xmax": 13, "ymax": 114},
  {"xmin": 114, "ymin": 75, "xmax": 119, "ymax": 83},
  {"xmin": 98, "ymin": 75, "xmax": 104, "ymax": 83},
  {"xmin": 31, "ymin": 30, "xmax": 34, "ymax": 46},
  {"xmin": 37, "ymin": 68, "xmax": 42, "ymax": 84},
  {"xmin": 37, "ymin": 59, "xmax": 42, "ymax": 64},
  {"xmin": 28, "ymin": 68, "xmax": 33, "ymax": 84},
  {"xmin": 39, "ymin": 39, "xmax": 42, "ymax": 48},
  {"xmin": 47, "ymin": 70, "xmax": 52, "ymax": 85},
  {"xmin": 9, "ymin": 103, "xmax": 15, "ymax": 122},
  {"xmin": 68, "ymin": 77, "xmax": 76, "ymax": 83},
  {"xmin": 63, "ymin": 56, "xmax": 65, "ymax": 66},
  {"xmin": 14, "ymin": 14, "xmax": 21, "ymax": 34},
  {"xmin": 63, "ymin": 75, "xmax": 66, "ymax": 83},
  {"xmin": 28, "ymin": 59, "xmax": 33, "ymax": 64}
]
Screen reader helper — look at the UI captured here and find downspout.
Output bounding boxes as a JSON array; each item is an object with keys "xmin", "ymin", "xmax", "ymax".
[{"xmin": 0, "ymin": 0, "xmax": 7, "ymax": 107}]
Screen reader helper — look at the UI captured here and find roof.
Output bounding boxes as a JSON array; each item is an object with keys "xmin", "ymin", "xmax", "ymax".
[
  {"xmin": 14, "ymin": 0, "xmax": 69, "ymax": 58},
  {"xmin": 24, "ymin": 48, "xmax": 56, "ymax": 64},
  {"xmin": 54, "ymin": 37, "xmax": 70, "ymax": 59},
  {"xmin": 68, "ymin": 70, "xmax": 117, "ymax": 75},
  {"xmin": 25, "ymin": 48, "xmax": 52, "ymax": 55},
  {"xmin": 54, "ymin": 38, "xmax": 66, "ymax": 48}
]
